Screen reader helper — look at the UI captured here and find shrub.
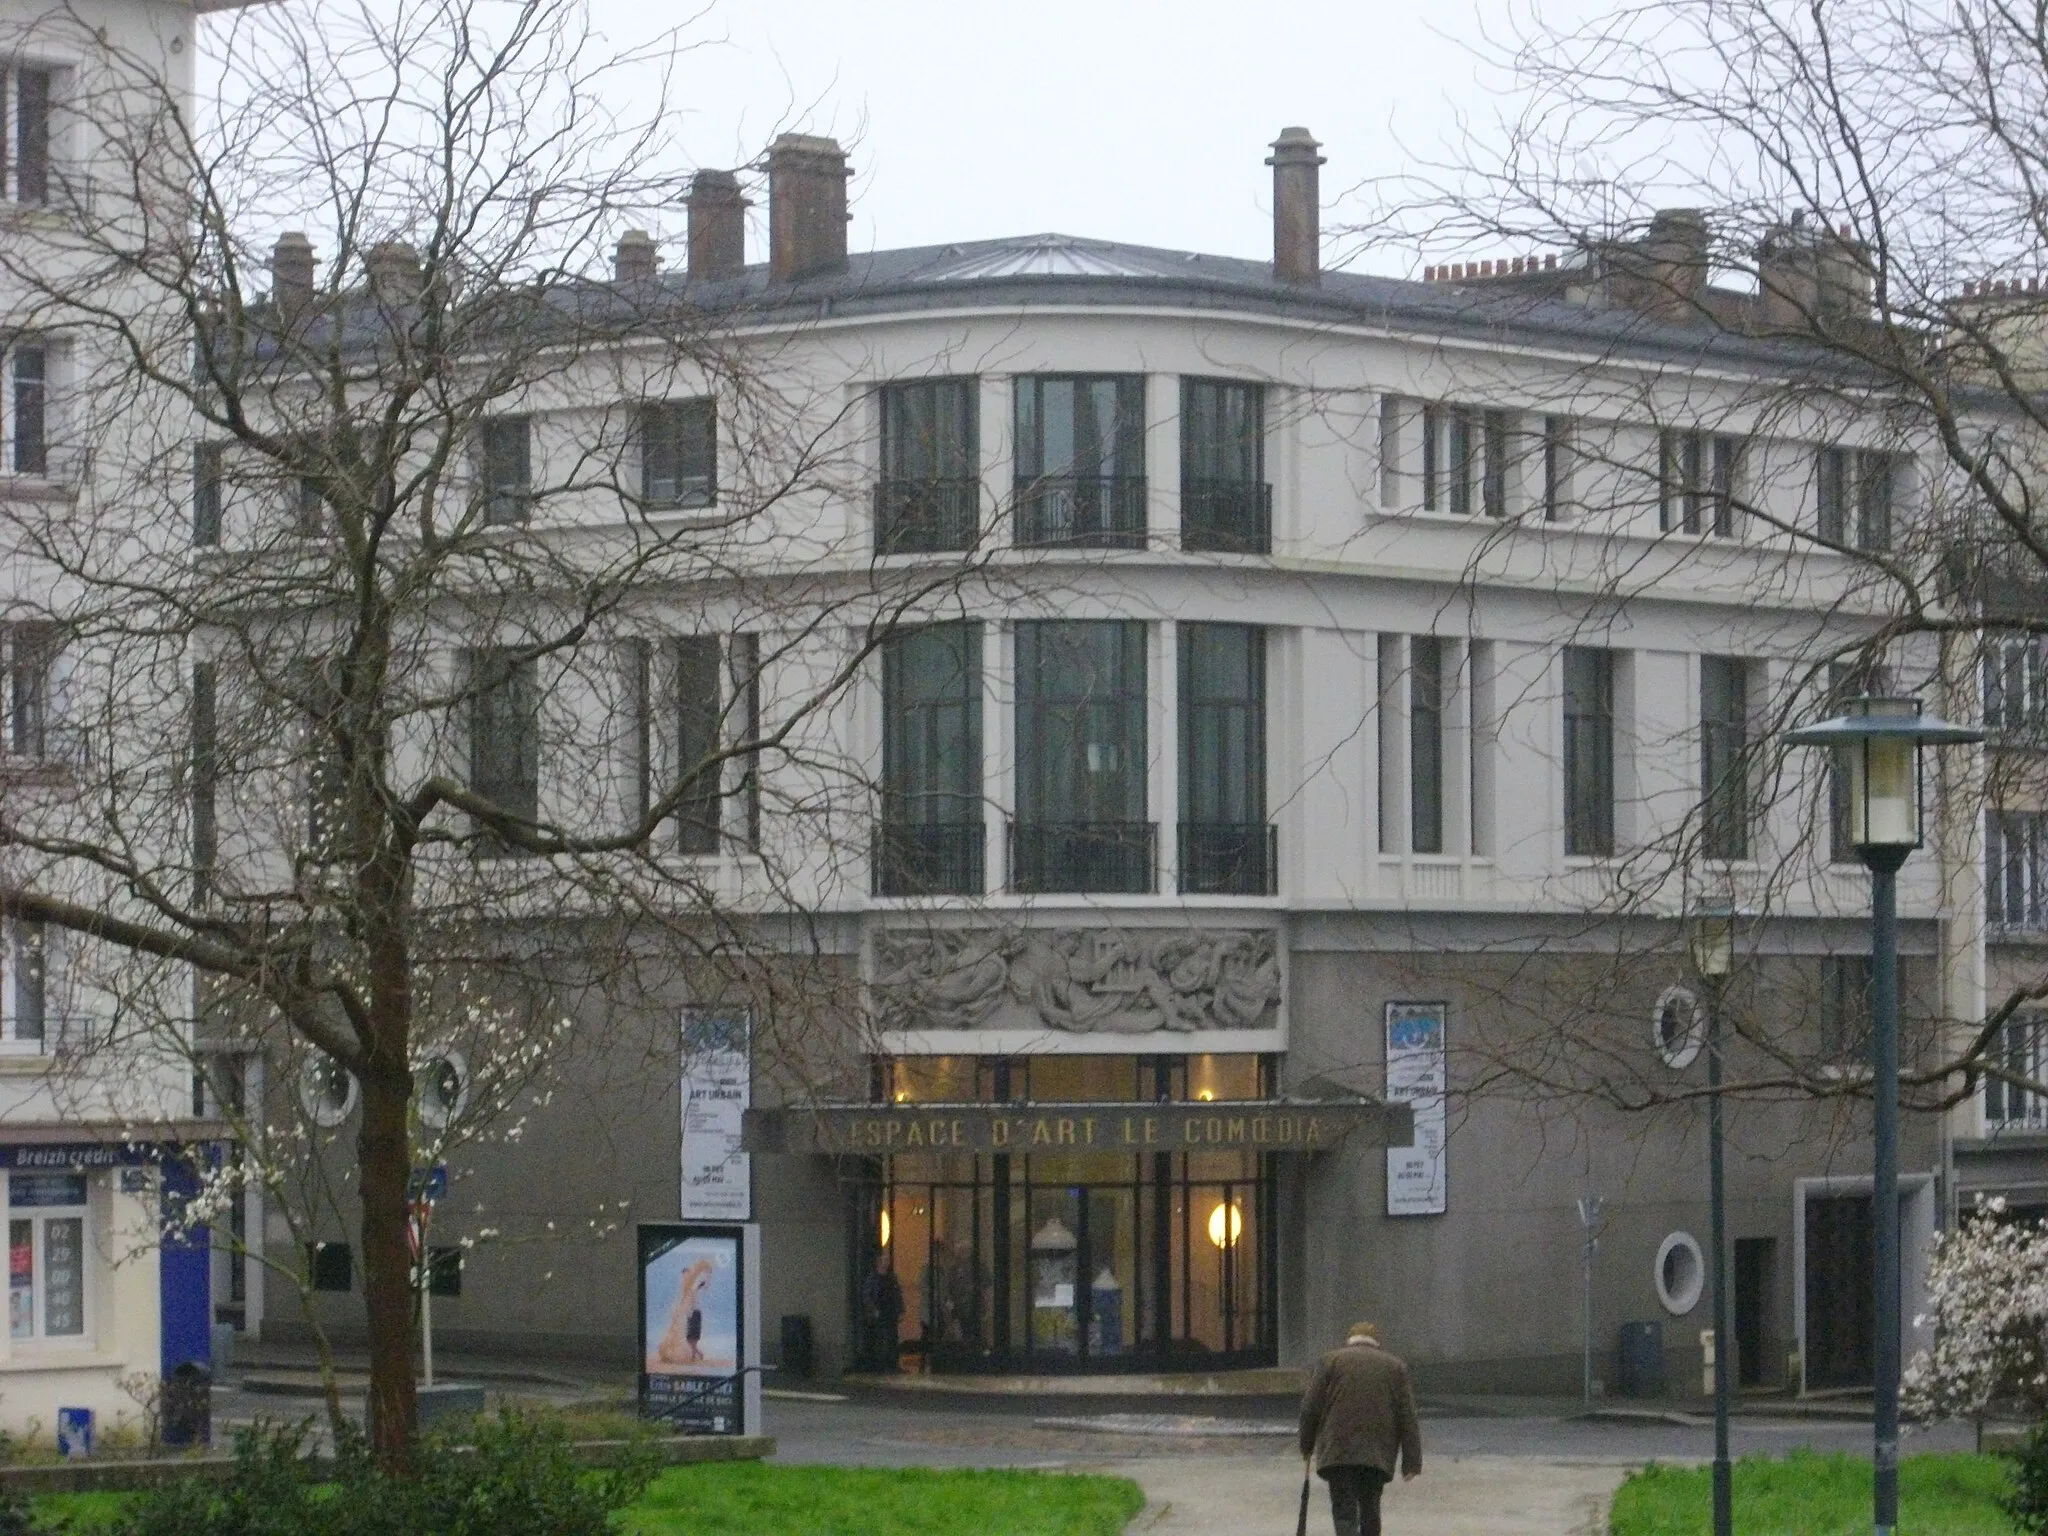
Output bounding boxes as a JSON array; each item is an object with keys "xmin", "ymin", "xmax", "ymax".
[
  {"xmin": 2005, "ymin": 1419, "xmax": 2048, "ymax": 1535},
  {"xmin": 119, "ymin": 1412, "xmax": 659, "ymax": 1536}
]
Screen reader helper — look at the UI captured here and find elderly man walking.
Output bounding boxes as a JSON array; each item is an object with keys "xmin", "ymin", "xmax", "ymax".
[{"xmin": 1298, "ymin": 1322, "xmax": 1423, "ymax": 1536}]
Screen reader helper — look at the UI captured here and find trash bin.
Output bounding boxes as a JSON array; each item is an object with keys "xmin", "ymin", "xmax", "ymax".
[
  {"xmin": 780, "ymin": 1314, "xmax": 815, "ymax": 1380},
  {"xmin": 1616, "ymin": 1321, "xmax": 1667, "ymax": 1398},
  {"xmin": 161, "ymin": 1361, "xmax": 211, "ymax": 1448}
]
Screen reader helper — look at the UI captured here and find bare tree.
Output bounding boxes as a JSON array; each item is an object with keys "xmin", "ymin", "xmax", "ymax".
[
  {"xmin": 1292, "ymin": 0, "xmax": 2048, "ymax": 1127},
  {"xmin": 0, "ymin": 0, "xmax": 975, "ymax": 1468}
]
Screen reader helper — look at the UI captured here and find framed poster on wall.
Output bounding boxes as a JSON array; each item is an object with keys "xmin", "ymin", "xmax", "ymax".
[
  {"xmin": 681, "ymin": 1010, "xmax": 751, "ymax": 1220},
  {"xmin": 639, "ymin": 1223, "xmax": 756, "ymax": 1434},
  {"xmin": 1384, "ymin": 1001, "xmax": 1448, "ymax": 1217}
]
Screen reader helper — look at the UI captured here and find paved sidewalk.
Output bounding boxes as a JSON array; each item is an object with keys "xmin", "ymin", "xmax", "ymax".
[{"xmin": 1105, "ymin": 1454, "xmax": 1628, "ymax": 1536}]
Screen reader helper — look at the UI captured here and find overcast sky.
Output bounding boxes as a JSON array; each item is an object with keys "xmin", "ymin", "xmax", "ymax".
[{"xmin": 583, "ymin": 0, "xmax": 1520, "ymax": 272}]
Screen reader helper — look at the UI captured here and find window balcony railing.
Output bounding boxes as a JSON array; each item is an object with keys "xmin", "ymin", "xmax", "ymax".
[
  {"xmin": 1013, "ymin": 476, "xmax": 1147, "ymax": 549},
  {"xmin": 873, "ymin": 822, "xmax": 986, "ymax": 897},
  {"xmin": 1007, "ymin": 820, "xmax": 1157, "ymax": 894},
  {"xmin": 1177, "ymin": 822, "xmax": 1278, "ymax": 896},
  {"xmin": 874, "ymin": 478, "xmax": 979, "ymax": 554},
  {"xmin": 0, "ymin": 723, "xmax": 88, "ymax": 776},
  {"xmin": 1181, "ymin": 479, "xmax": 1272, "ymax": 554}
]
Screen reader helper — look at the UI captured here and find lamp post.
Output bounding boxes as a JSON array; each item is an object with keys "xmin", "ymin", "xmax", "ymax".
[
  {"xmin": 1689, "ymin": 906, "xmax": 1735, "ymax": 1536},
  {"xmin": 1785, "ymin": 696, "xmax": 1982, "ymax": 1536}
]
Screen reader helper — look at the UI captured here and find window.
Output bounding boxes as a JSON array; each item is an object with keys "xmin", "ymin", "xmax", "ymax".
[
  {"xmin": 295, "ymin": 475, "xmax": 325, "ymax": 537},
  {"xmin": 672, "ymin": 635, "xmax": 722, "ymax": 854},
  {"xmin": 2, "ymin": 66, "xmax": 52, "ymax": 207},
  {"xmin": 639, "ymin": 399, "xmax": 715, "ymax": 510},
  {"xmin": 2, "ymin": 920, "xmax": 46, "ymax": 1048},
  {"xmin": 1421, "ymin": 405, "xmax": 1478, "ymax": 514},
  {"xmin": 1819, "ymin": 955, "xmax": 1872, "ymax": 1063},
  {"xmin": 1181, "ymin": 379, "xmax": 1269, "ymax": 553},
  {"xmin": 1013, "ymin": 376, "xmax": 1146, "ymax": 546},
  {"xmin": 3, "ymin": 622, "xmax": 56, "ymax": 758},
  {"xmin": 879, "ymin": 623, "xmax": 983, "ymax": 894},
  {"xmin": 1985, "ymin": 1016, "xmax": 2048, "ymax": 1130},
  {"xmin": 191, "ymin": 663, "xmax": 216, "ymax": 896},
  {"xmin": 1816, "ymin": 447, "xmax": 1897, "ymax": 550},
  {"xmin": 8, "ymin": 343, "xmax": 43, "ymax": 475},
  {"xmin": 1179, "ymin": 624, "xmax": 1270, "ymax": 894},
  {"xmin": 1541, "ymin": 417, "xmax": 1572, "ymax": 520},
  {"xmin": 477, "ymin": 417, "xmax": 531, "ymax": 526},
  {"xmin": 1988, "ymin": 811, "xmax": 2048, "ymax": 930},
  {"xmin": 302, "ymin": 663, "xmax": 348, "ymax": 862},
  {"xmin": 624, "ymin": 638, "xmax": 653, "ymax": 827},
  {"xmin": 1481, "ymin": 409, "xmax": 1510, "ymax": 518},
  {"xmin": 1563, "ymin": 647, "xmax": 1615, "ymax": 857},
  {"xmin": 1379, "ymin": 394, "xmax": 1403, "ymax": 506},
  {"xmin": 193, "ymin": 443, "xmax": 223, "ymax": 547},
  {"xmin": 465, "ymin": 650, "xmax": 539, "ymax": 856},
  {"xmin": 731, "ymin": 633, "xmax": 761, "ymax": 853},
  {"xmin": 1700, "ymin": 655, "xmax": 1752, "ymax": 860},
  {"xmin": 1986, "ymin": 637, "xmax": 2048, "ymax": 741},
  {"xmin": 8, "ymin": 1172, "xmax": 85, "ymax": 1342},
  {"xmin": 299, "ymin": 1055, "xmax": 356, "ymax": 1127},
  {"xmin": 1012, "ymin": 621, "xmax": 1151, "ymax": 892},
  {"xmin": 877, "ymin": 378, "xmax": 978, "ymax": 552},
  {"xmin": 1661, "ymin": 431, "xmax": 1741, "ymax": 535},
  {"xmin": 1410, "ymin": 636, "xmax": 1444, "ymax": 854}
]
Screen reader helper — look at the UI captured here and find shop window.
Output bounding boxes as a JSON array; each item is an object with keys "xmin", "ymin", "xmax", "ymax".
[{"xmin": 9, "ymin": 1171, "xmax": 87, "ymax": 1341}]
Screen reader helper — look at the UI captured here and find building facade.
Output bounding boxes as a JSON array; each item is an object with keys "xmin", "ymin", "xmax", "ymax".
[{"xmin": 218, "ymin": 129, "xmax": 1985, "ymax": 1399}]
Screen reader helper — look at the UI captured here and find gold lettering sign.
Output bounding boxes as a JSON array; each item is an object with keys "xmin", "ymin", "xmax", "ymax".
[{"xmin": 741, "ymin": 1100, "xmax": 1400, "ymax": 1157}]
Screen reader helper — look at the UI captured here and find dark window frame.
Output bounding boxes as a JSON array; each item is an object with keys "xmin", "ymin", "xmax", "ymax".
[
  {"xmin": 1410, "ymin": 636, "xmax": 1445, "ymax": 854},
  {"xmin": 193, "ymin": 442, "xmax": 224, "ymax": 546},
  {"xmin": 879, "ymin": 622, "xmax": 985, "ymax": 894},
  {"xmin": 639, "ymin": 398, "xmax": 717, "ymax": 510},
  {"xmin": 1700, "ymin": 654, "xmax": 1753, "ymax": 861},
  {"xmin": 1562, "ymin": 646, "xmax": 1615, "ymax": 857},
  {"xmin": 672, "ymin": 635, "xmax": 723, "ymax": 855},
  {"xmin": 477, "ymin": 415, "xmax": 533, "ymax": 526},
  {"xmin": 464, "ymin": 648, "xmax": 541, "ymax": 858},
  {"xmin": 877, "ymin": 377, "xmax": 979, "ymax": 552},
  {"xmin": 10, "ymin": 341, "xmax": 44, "ymax": 476}
]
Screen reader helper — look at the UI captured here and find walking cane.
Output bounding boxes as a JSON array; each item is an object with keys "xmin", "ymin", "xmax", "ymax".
[{"xmin": 1295, "ymin": 1461, "xmax": 1311, "ymax": 1536}]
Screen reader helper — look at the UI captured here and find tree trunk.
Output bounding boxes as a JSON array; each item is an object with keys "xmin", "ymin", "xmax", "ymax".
[{"xmin": 357, "ymin": 1053, "xmax": 417, "ymax": 1471}]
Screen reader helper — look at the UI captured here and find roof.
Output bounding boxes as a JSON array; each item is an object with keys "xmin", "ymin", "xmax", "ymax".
[{"xmin": 654, "ymin": 230, "xmax": 1848, "ymax": 377}]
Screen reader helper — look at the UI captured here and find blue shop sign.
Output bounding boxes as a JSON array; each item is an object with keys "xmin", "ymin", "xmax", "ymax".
[{"xmin": 0, "ymin": 1142, "xmax": 225, "ymax": 1170}]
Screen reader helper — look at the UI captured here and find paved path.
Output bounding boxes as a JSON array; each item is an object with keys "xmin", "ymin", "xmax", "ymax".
[{"xmin": 1107, "ymin": 1454, "xmax": 1626, "ymax": 1536}]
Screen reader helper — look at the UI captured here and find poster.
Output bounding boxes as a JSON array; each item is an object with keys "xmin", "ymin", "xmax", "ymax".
[
  {"xmin": 639, "ymin": 1224, "xmax": 744, "ymax": 1434},
  {"xmin": 681, "ymin": 1011, "xmax": 750, "ymax": 1220},
  {"xmin": 1385, "ymin": 1001, "xmax": 1448, "ymax": 1217}
]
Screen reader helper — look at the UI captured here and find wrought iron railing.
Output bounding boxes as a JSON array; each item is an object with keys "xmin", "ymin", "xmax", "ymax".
[
  {"xmin": 1181, "ymin": 479, "xmax": 1272, "ymax": 554},
  {"xmin": 874, "ymin": 478, "xmax": 980, "ymax": 553},
  {"xmin": 1012, "ymin": 476, "xmax": 1147, "ymax": 548},
  {"xmin": 1177, "ymin": 822, "xmax": 1278, "ymax": 895},
  {"xmin": 873, "ymin": 822, "xmax": 986, "ymax": 896},
  {"xmin": 1007, "ymin": 820, "xmax": 1156, "ymax": 894}
]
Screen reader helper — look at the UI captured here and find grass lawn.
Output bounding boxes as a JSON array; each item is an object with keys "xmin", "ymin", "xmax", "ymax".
[
  {"xmin": 621, "ymin": 1464, "xmax": 1145, "ymax": 1536},
  {"xmin": 31, "ymin": 1462, "xmax": 1147, "ymax": 1536},
  {"xmin": 1610, "ymin": 1450, "xmax": 2016, "ymax": 1535}
]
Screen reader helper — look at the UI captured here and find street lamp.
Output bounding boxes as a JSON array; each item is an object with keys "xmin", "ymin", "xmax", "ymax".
[
  {"xmin": 1688, "ymin": 905, "xmax": 1735, "ymax": 1536},
  {"xmin": 1785, "ymin": 696, "xmax": 1982, "ymax": 1536}
]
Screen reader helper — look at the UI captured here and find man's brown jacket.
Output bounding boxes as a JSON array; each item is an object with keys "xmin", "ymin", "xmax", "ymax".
[{"xmin": 1298, "ymin": 1339, "xmax": 1423, "ymax": 1477}]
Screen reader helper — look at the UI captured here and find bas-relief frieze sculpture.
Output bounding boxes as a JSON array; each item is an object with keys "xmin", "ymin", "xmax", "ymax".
[{"xmin": 871, "ymin": 928, "xmax": 1283, "ymax": 1035}]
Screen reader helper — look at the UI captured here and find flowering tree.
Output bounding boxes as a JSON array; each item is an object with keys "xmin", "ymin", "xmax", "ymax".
[{"xmin": 1904, "ymin": 1203, "xmax": 2048, "ymax": 1423}]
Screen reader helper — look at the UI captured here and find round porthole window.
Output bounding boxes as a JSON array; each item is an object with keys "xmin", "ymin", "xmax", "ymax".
[
  {"xmin": 1655, "ymin": 1230, "xmax": 1706, "ymax": 1316},
  {"xmin": 416, "ymin": 1052, "xmax": 469, "ymax": 1131},
  {"xmin": 298, "ymin": 1054, "xmax": 357, "ymax": 1128},
  {"xmin": 1653, "ymin": 985, "xmax": 1705, "ymax": 1070}
]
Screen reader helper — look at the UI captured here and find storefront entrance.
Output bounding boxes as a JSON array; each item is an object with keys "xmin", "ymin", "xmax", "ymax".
[{"xmin": 852, "ymin": 1054, "xmax": 1276, "ymax": 1373}]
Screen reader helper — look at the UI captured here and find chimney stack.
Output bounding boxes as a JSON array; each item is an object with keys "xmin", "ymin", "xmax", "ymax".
[
  {"xmin": 767, "ymin": 134, "xmax": 849, "ymax": 283},
  {"xmin": 271, "ymin": 231, "xmax": 315, "ymax": 314},
  {"xmin": 1267, "ymin": 127, "xmax": 1325, "ymax": 285},
  {"xmin": 687, "ymin": 170, "xmax": 748, "ymax": 281},
  {"xmin": 615, "ymin": 229, "xmax": 658, "ymax": 284},
  {"xmin": 366, "ymin": 240, "xmax": 422, "ymax": 304}
]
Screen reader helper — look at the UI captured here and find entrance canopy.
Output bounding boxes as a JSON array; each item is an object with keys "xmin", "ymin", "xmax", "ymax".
[{"xmin": 743, "ymin": 1099, "xmax": 1407, "ymax": 1156}]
